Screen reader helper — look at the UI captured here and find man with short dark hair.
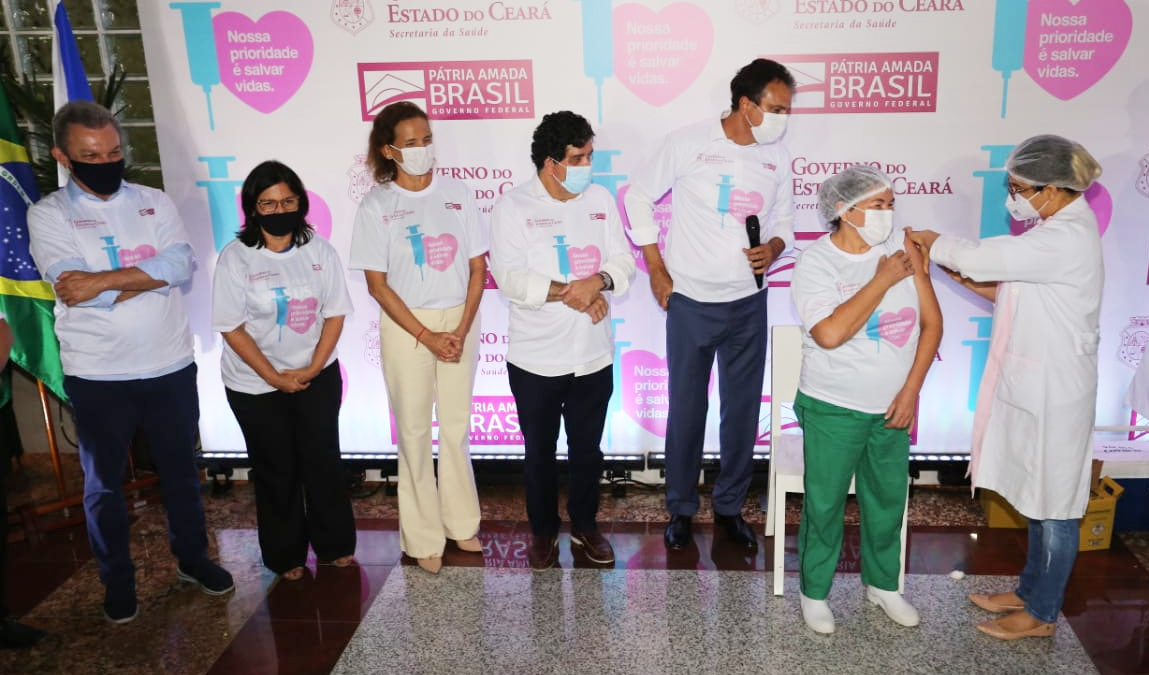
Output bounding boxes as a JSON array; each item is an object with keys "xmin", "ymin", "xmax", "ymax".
[
  {"xmin": 489, "ymin": 111, "xmax": 635, "ymax": 570},
  {"xmin": 623, "ymin": 59, "xmax": 797, "ymax": 551},
  {"xmin": 27, "ymin": 101, "xmax": 233, "ymax": 624}
]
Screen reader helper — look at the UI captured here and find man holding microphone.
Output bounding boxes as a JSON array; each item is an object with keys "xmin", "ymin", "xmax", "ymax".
[{"xmin": 623, "ymin": 58, "xmax": 796, "ymax": 552}]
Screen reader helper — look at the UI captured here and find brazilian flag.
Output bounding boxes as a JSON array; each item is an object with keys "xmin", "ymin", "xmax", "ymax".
[{"xmin": 0, "ymin": 82, "xmax": 65, "ymax": 404}]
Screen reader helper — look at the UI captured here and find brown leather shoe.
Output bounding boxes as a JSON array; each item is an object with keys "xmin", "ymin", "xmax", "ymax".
[
  {"xmin": 570, "ymin": 529, "xmax": 615, "ymax": 564},
  {"xmin": 528, "ymin": 535, "xmax": 558, "ymax": 570},
  {"xmin": 968, "ymin": 592, "xmax": 1024, "ymax": 613},
  {"xmin": 976, "ymin": 616, "xmax": 1056, "ymax": 640}
]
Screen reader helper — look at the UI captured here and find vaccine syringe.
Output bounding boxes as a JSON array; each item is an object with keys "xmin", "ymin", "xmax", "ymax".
[
  {"xmin": 575, "ymin": 0, "xmax": 614, "ymax": 124},
  {"xmin": 972, "ymin": 144, "xmax": 1015, "ymax": 238},
  {"xmin": 991, "ymin": 0, "xmax": 1028, "ymax": 119},
  {"xmin": 194, "ymin": 156, "xmax": 244, "ymax": 252},
  {"xmin": 171, "ymin": 2, "xmax": 222, "ymax": 130}
]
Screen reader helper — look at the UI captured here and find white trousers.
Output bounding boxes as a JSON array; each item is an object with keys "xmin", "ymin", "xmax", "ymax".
[{"xmin": 378, "ymin": 305, "xmax": 481, "ymax": 558}]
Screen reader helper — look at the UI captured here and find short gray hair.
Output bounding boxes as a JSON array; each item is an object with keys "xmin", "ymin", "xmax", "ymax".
[{"xmin": 52, "ymin": 101, "xmax": 123, "ymax": 152}]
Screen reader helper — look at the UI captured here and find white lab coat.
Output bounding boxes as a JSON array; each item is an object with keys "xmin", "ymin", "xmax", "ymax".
[{"xmin": 931, "ymin": 196, "xmax": 1103, "ymax": 520}]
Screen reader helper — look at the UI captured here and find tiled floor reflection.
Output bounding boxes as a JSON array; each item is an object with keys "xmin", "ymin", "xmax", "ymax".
[
  {"xmin": 2, "ymin": 478, "xmax": 1148, "ymax": 675},
  {"xmin": 331, "ymin": 569, "xmax": 1097, "ymax": 675}
]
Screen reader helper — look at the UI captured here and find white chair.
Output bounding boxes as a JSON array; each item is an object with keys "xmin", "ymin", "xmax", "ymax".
[{"xmin": 763, "ymin": 325, "xmax": 909, "ymax": 596}]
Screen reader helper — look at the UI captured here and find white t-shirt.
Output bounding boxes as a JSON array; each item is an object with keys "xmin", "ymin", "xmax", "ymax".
[
  {"xmin": 790, "ymin": 228, "xmax": 921, "ymax": 414},
  {"xmin": 348, "ymin": 176, "xmax": 487, "ymax": 309},
  {"xmin": 212, "ymin": 236, "xmax": 354, "ymax": 395},
  {"xmin": 27, "ymin": 182, "xmax": 194, "ymax": 378},
  {"xmin": 489, "ymin": 177, "xmax": 635, "ymax": 376},
  {"xmin": 626, "ymin": 116, "xmax": 795, "ymax": 303}
]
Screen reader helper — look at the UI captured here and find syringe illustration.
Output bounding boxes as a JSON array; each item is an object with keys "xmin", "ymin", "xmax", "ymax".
[
  {"xmin": 963, "ymin": 316, "xmax": 993, "ymax": 412},
  {"xmin": 171, "ymin": 3, "xmax": 222, "ymax": 130},
  {"xmin": 406, "ymin": 224, "xmax": 426, "ymax": 280},
  {"xmin": 864, "ymin": 310, "xmax": 882, "ymax": 350},
  {"xmin": 194, "ymin": 156, "xmax": 244, "ymax": 252},
  {"xmin": 574, "ymin": 0, "xmax": 614, "ymax": 124},
  {"xmin": 272, "ymin": 287, "xmax": 289, "ymax": 341},
  {"xmin": 607, "ymin": 317, "xmax": 630, "ymax": 448},
  {"xmin": 991, "ymin": 0, "xmax": 1028, "ymax": 119},
  {"xmin": 590, "ymin": 149, "xmax": 626, "ymax": 197},
  {"xmin": 100, "ymin": 236, "xmax": 121, "ymax": 270},
  {"xmin": 972, "ymin": 144, "xmax": 1015, "ymax": 238},
  {"xmin": 715, "ymin": 175, "xmax": 734, "ymax": 228},
  {"xmin": 553, "ymin": 235, "xmax": 572, "ymax": 280}
]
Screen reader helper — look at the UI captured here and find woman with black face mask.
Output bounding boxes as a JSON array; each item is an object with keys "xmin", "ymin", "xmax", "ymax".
[{"xmin": 211, "ymin": 160, "xmax": 357, "ymax": 581}]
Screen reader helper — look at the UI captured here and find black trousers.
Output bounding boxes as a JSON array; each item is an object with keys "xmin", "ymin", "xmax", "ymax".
[
  {"xmin": 225, "ymin": 362, "xmax": 356, "ymax": 574},
  {"xmin": 508, "ymin": 363, "xmax": 612, "ymax": 537}
]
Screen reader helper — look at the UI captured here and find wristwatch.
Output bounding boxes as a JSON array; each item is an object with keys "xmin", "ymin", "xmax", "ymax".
[{"xmin": 598, "ymin": 271, "xmax": 614, "ymax": 291}]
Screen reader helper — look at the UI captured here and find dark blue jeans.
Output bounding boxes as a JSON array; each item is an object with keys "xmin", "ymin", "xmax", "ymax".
[
  {"xmin": 1017, "ymin": 518, "xmax": 1079, "ymax": 623},
  {"xmin": 64, "ymin": 364, "xmax": 208, "ymax": 589},
  {"xmin": 664, "ymin": 291, "xmax": 767, "ymax": 517}
]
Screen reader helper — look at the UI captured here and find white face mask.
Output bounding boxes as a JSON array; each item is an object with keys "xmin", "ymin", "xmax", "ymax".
[
  {"xmin": 849, "ymin": 208, "xmax": 894, "ymax": 246},
  {"xmin": 1004, "ymin": 190, "xmax": 1042, "ymax": 223},
  {"xmin": 746, "ymin": 107, "xmax": 788, "ymax": 145},
  {"xmin": 391, "ymin": 143, "xmax": 435, "ymax": 176}
]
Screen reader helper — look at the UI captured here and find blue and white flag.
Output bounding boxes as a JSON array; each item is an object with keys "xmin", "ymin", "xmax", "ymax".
[{"xmin": 48, "ymin": 0, "xmax": 94, "ymax": 185}]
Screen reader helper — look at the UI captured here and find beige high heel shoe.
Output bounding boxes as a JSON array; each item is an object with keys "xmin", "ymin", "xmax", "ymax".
[
  {"xmin": 416, "ymin": 556, "xmax": 442, "ymax": 574},
  {"xmin": 454, "ymin": 536, "xmax": 482, "ymax": 553}
]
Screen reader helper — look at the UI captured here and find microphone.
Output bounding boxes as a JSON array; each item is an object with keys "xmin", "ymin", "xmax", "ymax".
[{"xmin": 745, "ymin": 214, "xmax": 763, "ymax": 289}]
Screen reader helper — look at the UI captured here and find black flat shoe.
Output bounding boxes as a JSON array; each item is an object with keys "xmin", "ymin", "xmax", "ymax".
[
  {"xmin": 0, "ymin": 618, "xmax": 45, "ymax": 648},
  {"xmin": 664, "ymin": 515, "xmax": 693, "ymax": 550},
  {"xmin": 714, "ymin": 512, "xmax": 759, "ymax": 552}
]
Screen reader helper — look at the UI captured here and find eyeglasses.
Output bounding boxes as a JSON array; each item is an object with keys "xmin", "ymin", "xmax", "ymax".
[
  {"xmin": 255, "ymin": 196, "xmax": 300, "ymax": 214},
  {"xmin": 1006, "ymin": 183, "xmax": 1044, "ymax": 197}
]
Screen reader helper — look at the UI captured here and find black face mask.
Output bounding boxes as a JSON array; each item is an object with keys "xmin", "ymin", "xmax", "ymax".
[
  {"xmin": 259, "ymin": 211, "xmax": 301, "ymax": 237},
  {"xmin": 69, "ymin": 158, "xmax": 125, "ymax": 196}
]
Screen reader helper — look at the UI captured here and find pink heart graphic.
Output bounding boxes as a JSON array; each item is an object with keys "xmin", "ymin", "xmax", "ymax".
[
  {"xmin": 286, "ymin": 297, "xmax": 318, "ymax": 334},
  {"xmin": 612, "ymin": 3, "xmax": 714, "ymax": 107},
  {"xmin": 622, "ymin": 350, "xmax": 715, "ymax": 437},
  {"xmin": 306, "ymin": 191, "xmax": 332, "ymax": 239},
  {"xmin": 878, "ymin": 307, "xmax": 917, "ymax": 348},
  {"xmin": 233, "ymin": 189, "xmax": 331, "ymax": 239},
  {"xmin": 118, "ymin": 244, "xmax": 156, "ymax": 267},
  {"xmin": 424, "ymin": 234, "xmax": 459, "ymax": 272},
  {"xmin": 728, "ymin": 189, "xmax": 765, "ymax": 223},
  {"xmin": 622, "ymin": 350, "xmax": 671, "ymax": 437},
  {"xmin": 214, "ymin": 11, "xmax": 314, "ymax": 114},
  {"xmin": 618, "ymin": 184, "xmax": 671, "ymax": 275},
  {"xmin": 1009, "ymin": 182, "xmax": 1112, "ymax": 236},
  {"xmin": 1023, "ymin": 0, "xmax": 1131, "ymax": 100},
  {"xmin": 568, "ymin": 245, "xmax": 602, "ymax": 280}
]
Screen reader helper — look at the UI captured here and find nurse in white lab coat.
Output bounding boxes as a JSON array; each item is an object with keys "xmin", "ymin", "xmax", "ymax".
[{"xmin": 909, "ymin": 135, "xmax": 1104, "ymax": 641}]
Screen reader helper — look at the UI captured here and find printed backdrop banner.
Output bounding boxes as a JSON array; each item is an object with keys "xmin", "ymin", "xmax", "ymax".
[{"xmin": 137, "ymin": 0, "xmax": 1149, "ymax": 458}]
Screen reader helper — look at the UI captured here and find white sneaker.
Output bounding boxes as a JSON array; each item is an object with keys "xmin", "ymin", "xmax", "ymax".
[
  {"xmin": 800, "ymin": 593, "xmax": 835, "ymax": 634},
  {"xmin": 866, "ymin": 586, "xmax": 920, "ymax": 627}
]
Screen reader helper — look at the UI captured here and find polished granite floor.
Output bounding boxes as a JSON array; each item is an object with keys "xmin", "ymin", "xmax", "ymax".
[{"xmin": 1, "ymin": 458, "xmax": 1147, "ymax": 675}]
